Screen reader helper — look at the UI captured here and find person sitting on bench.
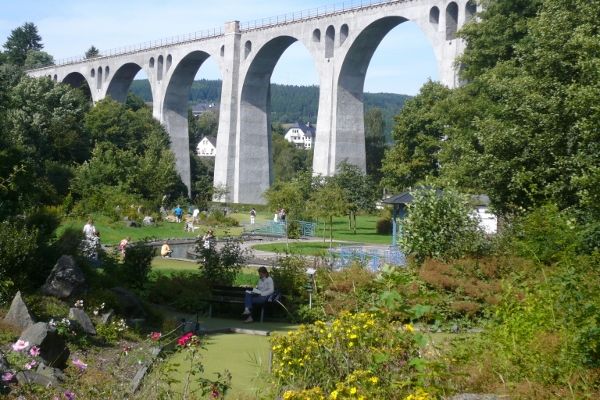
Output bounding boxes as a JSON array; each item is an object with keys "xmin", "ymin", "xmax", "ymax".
[{"xmin": 242, "ymin": 266, "xmax": 274, "ymax": 323}]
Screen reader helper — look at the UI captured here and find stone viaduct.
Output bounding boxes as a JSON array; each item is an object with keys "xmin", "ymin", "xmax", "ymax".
[{"xmin": 28, "ymin": 0, "xmax": 477, "ymax": 204}]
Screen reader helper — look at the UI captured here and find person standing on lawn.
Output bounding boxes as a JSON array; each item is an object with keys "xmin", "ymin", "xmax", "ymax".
[
  {"xmin": 242, "ymin": 266, "xmax": 274, "ymax": 323},
  {"xmin": 174, "ymin": 205, "xmax": 183, "ymax": 223}
]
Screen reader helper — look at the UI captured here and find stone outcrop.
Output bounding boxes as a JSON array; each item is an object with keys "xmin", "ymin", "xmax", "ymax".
[
  {"xmin": 3, "ymin": 291, "xmax": 34, "ymax": 330},
  {"xmin": 41, "ymin": 255, "xmax": 86, "ymax": 299},
  {"xmin": 19, "ymin": 323, "xmax": 69, "ymax": 368},
  {"xmin": 68, "ymin": 308, "xmax": 96, "ymax": 335}
]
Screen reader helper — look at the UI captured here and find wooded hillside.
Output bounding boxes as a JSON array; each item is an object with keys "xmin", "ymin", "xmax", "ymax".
[{"xmin": 129, "ymin": 79, "xmax": 410, "ymax": 138}]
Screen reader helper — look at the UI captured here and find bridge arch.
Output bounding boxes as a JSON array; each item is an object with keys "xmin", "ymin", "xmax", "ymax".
[
  {"xmin": 62, "ymin": 72, "xmax": 93, "ymax": 101},
  {"xmin": 105, "ymin": 62, "xmax": 146, "ymax": 103},
  {"xmin": 162, "ymin": 50, "xmax": 218, "ymax": 196},
  {"xmin": 236, "ymin": 34, "xmax": 316, "ymax": 203}
]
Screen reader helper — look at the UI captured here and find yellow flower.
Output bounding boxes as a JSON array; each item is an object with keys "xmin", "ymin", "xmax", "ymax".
[
  {"xmin": 369, "ymin": 376, "xmax": 379, "ymax": 385},
  {"xmin": 349, "ymin": 387, "xmax": 357, "ymax": 395},
  {"xmin": 329, "ymin": 390, "xmax": 339, "ymax": 399},
  {"xmin": 349, "ymin": 334, "xmax": 358, "ymax": 339},
  {"xmin": 283, "ymin": 391, "xmax": 294, "ymax": 400},
  {"xmin": 404, "ymin": 323, "xmax": 415, "ymax": 333}
]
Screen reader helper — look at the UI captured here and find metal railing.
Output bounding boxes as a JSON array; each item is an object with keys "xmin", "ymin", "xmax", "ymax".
[
  {"xmin": 329, "ymin": 245, "xmax": 406, "ymax": 271},
  {"xmin": 29, "ymin": 0, "xmax": 410, "ymax": 71},
  {"xmin": 240, "ymin": 0, "xmax": 406, "ymax": 31}
]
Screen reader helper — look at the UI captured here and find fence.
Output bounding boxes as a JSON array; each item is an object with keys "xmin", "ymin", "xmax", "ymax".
[
  {"xmin": 329, "ymin": 245, "xmax": 406, "ymax": 271},
  {"xmin": 245, "ymin": 220, "xmax": 317, "ymax": 237}
]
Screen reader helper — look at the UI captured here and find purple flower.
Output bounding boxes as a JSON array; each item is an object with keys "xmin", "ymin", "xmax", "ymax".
[
  {"xmin": 1, "ymin": 371, "xmax": 14, "ymax": 382},
  {"xmin": 72, "ymin": 358, "xmax": 87, "ymax": 371},
  {"xmin": 11, "ymin": 339, "xmax": 29, "ymax": 352},
  {"xmin": 64, "ymin": 390, "xmax": 76, "ymax": 400},
  {"xmin": 29, "ymin": 345, "xmax": 41, "ymax": 357},
  {"xmin": 24, "ymin": 360, "xmax": 37, "ymax": 370}
]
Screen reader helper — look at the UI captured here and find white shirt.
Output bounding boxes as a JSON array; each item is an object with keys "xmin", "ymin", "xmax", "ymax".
[{"xmin": 256, "ymin": 276, "xmax": 274, "ymax": 297}]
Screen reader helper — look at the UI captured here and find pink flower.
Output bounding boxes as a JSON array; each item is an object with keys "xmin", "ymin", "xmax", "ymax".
[
  {"xmin": 122, "ymin": 345, "xmax": 133, "ymax": 355},
  {"xmin": 24, "ymin": 360, "xmax": 37, "ymax": 370},
  {"xmin": 150, "ymin": 331, "xmax": 162, "ymax": 341},
  {"xmin": 177, "ymin": 332, "xmax": 194, "ymax": 347},
  {"xmin": 1, "ymin": 372, "xmax": 14, "ymax": 382},
  {"xmin": 64, "ymin": 390, "xmax": 76, "ymax": 400},
  {"xmin": 11, "ymin": 339, "xmax": 29, "ymax": 352},
  {"xmin": 71, "ymin": 358, "xmax": 87, "ymax": 371},
  {"xmin": 29, "ymin": 345, "xmax": 41, "ymax": 357}
]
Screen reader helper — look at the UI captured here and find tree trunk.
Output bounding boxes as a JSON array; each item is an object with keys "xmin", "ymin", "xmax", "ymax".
[
  {"xmin": 329, "ymin": 215, "xmax": 333, "ymax": 248},
  {"xmin": 353, "ymin": 212, "xmax": 357, "ymax": 234}
]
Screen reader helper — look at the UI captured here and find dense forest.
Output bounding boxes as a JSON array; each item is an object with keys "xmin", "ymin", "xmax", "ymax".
[{"xmin": 129, "ymin": 79, "xmax": 410, "ymax": 139}]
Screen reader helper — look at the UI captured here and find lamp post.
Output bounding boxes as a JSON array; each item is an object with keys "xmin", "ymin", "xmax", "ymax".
[{"xmin": 306, "ymin": 267, "xmax": 316, "ymax": 309}]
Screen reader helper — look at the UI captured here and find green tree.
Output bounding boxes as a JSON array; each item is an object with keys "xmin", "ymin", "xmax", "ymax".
[
  {"xmin": 400, "ymin": 187, "xmax": 482, "ymax": 263},
  {"xmin": 306, "ymin": 181, "xmax": 348, "ymax": 246},
  {"xmin": 23, "ymin": 50, "xmax": 54, "ymax": 69},
  {"xmin": 331, "ymin": 162, "xmax": 377, "ymax": 233},
  {"xmin": 381, "ymin": 81, "xmax": 452, "ymax": 192},
  {"xmin": 85, "ymin": 45, "xmax": 101, "ymax": 59},
  {"xmin": 272, "ymin": 134, "xmax": 312, "ymax": 183},
  {"xmin": 364, "ymin": 107, "xmax": 386, "ymax": 183},
  {"xmin": 3, "ymin": 22, "xmax": 43, "ymax": 66}
]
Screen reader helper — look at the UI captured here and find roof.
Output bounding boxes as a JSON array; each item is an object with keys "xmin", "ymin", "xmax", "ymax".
[
  {"xmin": 285, "ymin": 121, "xmax": 316, "ymax": 137},
  {"xmin": 198, "ymin": 136, "xmax": 216, "ymax": 147}
]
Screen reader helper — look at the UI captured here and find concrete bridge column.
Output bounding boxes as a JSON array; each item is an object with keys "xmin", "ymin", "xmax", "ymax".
[
  {"xmin": 313, "ymin": 59, "xmax": 337, "ymax": 177},
  {"xmin": 214, "ymin": 21, "xmax": 241, "ymax": 203}
]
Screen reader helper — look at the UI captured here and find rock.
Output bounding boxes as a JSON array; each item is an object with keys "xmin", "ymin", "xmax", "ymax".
[
  {"xmin": 41, "ymin": 255, "xmax": 86, "ymax": 299},
  {"xmin": 16, "ymin": 370, "xmax": 61, "ymax": 388},
  {"xmin": 36, "ymin": 363, "xmax": 65, "ymax": 385},
  {"xmin": 110, "ymin": 287, "xmax": 146, "ymax": 318},
  {"xmin": 451, "ymin": 324, "xmax": 459, "ymax": 333},
  {"xmin": 142, "ymin": 216, "xmax": 154, "ymax": 226},
  {"xmin": 68, "ymin": 308, "xmax": 96, "ymax": 335},
  {"xmin": 19, "ymin": 322, "xmax": 69, "ymax": 368},
  {"xmin": 100, "ymin": 309, "xmax": 114, "ymax": 325},
  {"xmin": 131, "ymin": 346, "xmax": 162, "ymax": 393},
  {"xmin": 3, "ymin": 291, "xmax": 34, "ymax": 330}
]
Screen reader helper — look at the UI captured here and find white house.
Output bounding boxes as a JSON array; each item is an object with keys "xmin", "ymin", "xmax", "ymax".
[
  {"xmin": 284, "ymin": 122, "xmax": 316, "ymax": 150},
  {"xmin": 196, "ymin": 136, "xmax": 216, "ymax": 157}
]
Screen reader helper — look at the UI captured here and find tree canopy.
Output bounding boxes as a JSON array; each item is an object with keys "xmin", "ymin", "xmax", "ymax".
[{"xmin": 3, "ymin": 22, "xmax": 44, "ymax": 66}]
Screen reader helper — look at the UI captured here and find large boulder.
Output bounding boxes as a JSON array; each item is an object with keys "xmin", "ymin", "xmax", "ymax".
[
  {"xmin": 68, "ymin": 308, "xmax": 96, "ymax": 335},
  {"xmin": 110, "ymin": 287, "xmax": 146, "ymax": 318},
  {"xmin": 19, "ymin": 323, "xmax": 69, "ymax": 368},
  {"xmin": 3, "ymin": 291, "xmax": 34, "ymax": 330},
  {"xmin": 41, "ymin": 255, "xmax": 86, "ymax": 299}
]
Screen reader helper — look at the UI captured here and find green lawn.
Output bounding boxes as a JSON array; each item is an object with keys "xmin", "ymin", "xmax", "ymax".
[
  {"xmin": 162, "ymin": 321, "xmax": 297, "ymax": 399},
  {"xmin": 150, "ymin": 257, "xmax": 259, "ymax": 286},
  {"xmin": 58, "ymin": 214, "xmax": 243, "ymax": 245},
  {"xmin": 57, "ymin": 212, "xmax": 391, "ymax": 246}
]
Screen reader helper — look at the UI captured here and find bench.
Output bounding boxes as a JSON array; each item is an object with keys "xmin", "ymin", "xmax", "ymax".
[{"xmin": 202, "ymin": 285, "xmax": 284, "ymax": 323}]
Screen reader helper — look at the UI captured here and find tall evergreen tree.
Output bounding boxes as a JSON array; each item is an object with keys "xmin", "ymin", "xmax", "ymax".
[{"xmin": 3, "ymin": 22, "xmax": 43, "ymax": 66}]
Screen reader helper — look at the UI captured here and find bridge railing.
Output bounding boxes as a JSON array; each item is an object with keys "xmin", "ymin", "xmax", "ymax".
[
  {"xmin": 239, "ymin": 0, "xmax": 402, "ymax": 31},
  {"xmin": 31, "ymin": 26, "xmax": 225, "ymax": 71},
  {"xmin": 30, "ymin": 0, "xmax": 406, "ymax": 71}
]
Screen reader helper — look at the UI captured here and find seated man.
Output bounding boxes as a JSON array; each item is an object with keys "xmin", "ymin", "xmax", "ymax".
[
  {"xmin": 161, "ymin": 241, "xmax": 173, "ymax": 258},
  {"xmin": 242, "ymin": 266, "xmax": 274, "ymax": 323}
]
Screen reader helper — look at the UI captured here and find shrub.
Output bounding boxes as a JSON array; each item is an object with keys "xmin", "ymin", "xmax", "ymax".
[
  {"xmin": 145, "ymin": 272, "xmax": 210, "ymax": 312},
  {"xmin": 196, "ymin": 237, "xmax": 248, "ymax": 286},
  {"xmin": 376, "ymin": 218, "xmax": 392, "ymax": 234},
  {"xmin": 0, "ymin": 220, "xmax": 39, "ymax": 299},
  {"xmin": 121, "ymin": 240, "xmax": 155, "ymax": 289},
  {"xmin": 400, "ymin": 187, "xmax": 483, "ymax": 263},
  {"xmin": 270, "ymin": 312, "xmax": 428, "ymax": 398}
]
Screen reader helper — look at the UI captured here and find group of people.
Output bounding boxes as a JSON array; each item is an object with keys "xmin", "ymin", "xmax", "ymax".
[{"xmin": 274, "ymin": 208, "xmax": 286, "ymax": 223}]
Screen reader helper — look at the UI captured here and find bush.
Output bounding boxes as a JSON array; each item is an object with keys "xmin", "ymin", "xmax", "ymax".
[
  {"xmin": 270, "ymin": 312, "xmax": 429, "ymax": 398},
  {"xmin": 145, "ymin": 272, "xmax": 210, "ymax": 312},
  {"xmin": 196, "ymin": 237, "xmax": 249, "ymax": 286},
  {"xmin": 121, "ymin": 240, "xmax": 155, "ymax": 289},
  {"xmin": 287, "ymin": 220, "xmax": 301, "ymax": 239},
  {"xmin": 376, "ymin": 218, "xmax": 392, "ymax": 234},
  {"xmin": 400, "ymin": 187, "xmax": 483, "ymax": 263},
  {"xmin": 0, "ymin": 220, "xmax": 39, "ymax": 299}
]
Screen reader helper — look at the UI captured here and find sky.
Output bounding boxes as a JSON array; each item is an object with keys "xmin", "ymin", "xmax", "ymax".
[{"xmin": 0, "ymin": 0, "xmax": 438, "ymax": 95}]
